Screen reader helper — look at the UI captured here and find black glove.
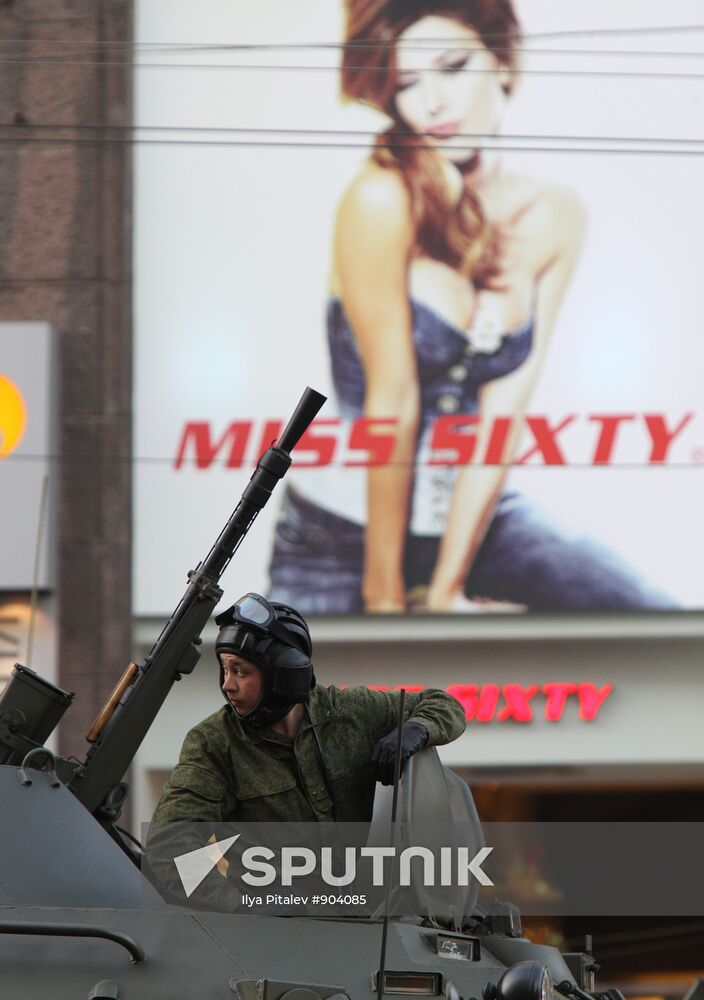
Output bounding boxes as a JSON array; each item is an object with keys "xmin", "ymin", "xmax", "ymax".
[{"xmin": 372, "ymin": 721, "xmax": 429, "ymax": 786}]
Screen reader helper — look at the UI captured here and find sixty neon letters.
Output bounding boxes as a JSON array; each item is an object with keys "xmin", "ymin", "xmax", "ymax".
[{"xmin": 365, "ymin": 683, "xmax": 614, "ymax": 724}]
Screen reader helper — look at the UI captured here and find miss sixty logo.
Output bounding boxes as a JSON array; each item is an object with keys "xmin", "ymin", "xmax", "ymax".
[{"xmin": 173, "ymin": 413, "xmax": 695, "ymax": 469}]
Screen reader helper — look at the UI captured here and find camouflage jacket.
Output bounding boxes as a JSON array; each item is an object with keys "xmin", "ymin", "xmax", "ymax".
[
  {"xmin": 146, "ymin": 685, "xmax": 465, "ymax": 909},
  {"xmin": 152, "ymin": 684, "xmax": 465, "ymax": 825}
]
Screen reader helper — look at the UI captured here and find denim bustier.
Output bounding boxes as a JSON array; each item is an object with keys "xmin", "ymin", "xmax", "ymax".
[{"xmin": 327, "ymin": 297, "xmax": 534, "ymax": 430}]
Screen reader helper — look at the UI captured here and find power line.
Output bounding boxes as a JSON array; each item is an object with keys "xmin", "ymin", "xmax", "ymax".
[
  {"xmin": 7, "ymin": 123, "xmax": 704, "ymax": 148},
  {"xmin": 3, "ymin": 40, "xmax": 704, "ymax": 60},
  {"xmin": 2, "ymin": 454, "xmax": 703, "ymax": 471},
  {"xmin": 3, "ymin": 57, "xmax": 704, "ymax": 80},
  {"xmin": 486, "ymin": 23, "xmax": 704, "ymax": 41},
  {"xmin": 1, "ymin": 135, "xmax": 702, "ymax": 156},
  {"xmin": 2, "ymin": 23, "xmax": 704, "ymax": 48}
]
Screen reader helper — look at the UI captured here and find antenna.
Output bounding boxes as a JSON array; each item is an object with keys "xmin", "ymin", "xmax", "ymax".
[
  {"xmin": 376, "ymin": 688, "xmax": 406, "ymax": 1000},
  {"xmin": 26, "ymin": 473, "xmax": 49, "ymax": 668}
]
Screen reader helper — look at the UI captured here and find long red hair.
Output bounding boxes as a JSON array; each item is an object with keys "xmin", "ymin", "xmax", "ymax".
[{"xmin": 341, "ymin": 0, "xmax": 521, "ymax": 287}]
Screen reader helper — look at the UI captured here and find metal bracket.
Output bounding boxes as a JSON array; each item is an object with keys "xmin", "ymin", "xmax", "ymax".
[
  {"xmin": 19, "ymin": 746, "xmax": 61, "ymax": 788},
  {"xmin": 187, "ymin": 568, "xmax": 223, "ymax": 602},
  {"xmin": 0, "ymin": 707, "xmax": 36, "ymax": 757},
  {"xmin": 89, "ymin": 981, "xmax": 120, "ymax": 1000},
  {"xmin": 96, "ymin": 782, "xmax": 129, "ymax": 822}
]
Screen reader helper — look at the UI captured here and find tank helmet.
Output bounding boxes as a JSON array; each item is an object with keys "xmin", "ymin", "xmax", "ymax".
[{"xmin": 214, "ymin": 593, "xmax": 315, "ymax": 727}]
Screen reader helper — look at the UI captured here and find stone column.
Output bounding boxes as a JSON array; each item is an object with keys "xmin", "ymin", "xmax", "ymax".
[{"xmin": 0, "ymin": 1, "xmax": 133, "ymax": 774}]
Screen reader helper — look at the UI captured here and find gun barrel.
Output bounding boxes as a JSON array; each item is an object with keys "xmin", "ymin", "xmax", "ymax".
[
  {"xmin": 69, "ymin": 386, "xmax": 327, "ymax": 814},
  {"xmin": 277, "ymin": 386, "xmax": 327, "ymax": 453}
]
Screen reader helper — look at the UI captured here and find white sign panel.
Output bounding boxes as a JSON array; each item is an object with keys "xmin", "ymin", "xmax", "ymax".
[
  {"xmin": 134, "ymin": 1, "xmax": 704, "ymax": 617},
  {"xmin": 0, "ymin": 323, "xmax": 55, "ymax": 591}
]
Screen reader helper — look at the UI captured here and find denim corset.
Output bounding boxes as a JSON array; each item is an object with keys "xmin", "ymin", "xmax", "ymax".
[{"xmin": 327, "ymin": 297, "xmax": 534, "ymax": 430}]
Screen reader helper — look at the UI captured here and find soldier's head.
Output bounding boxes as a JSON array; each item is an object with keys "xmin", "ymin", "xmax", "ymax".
[{"xmin": 214, "ymin": 593, "xmax": 314, "ymax": 727}]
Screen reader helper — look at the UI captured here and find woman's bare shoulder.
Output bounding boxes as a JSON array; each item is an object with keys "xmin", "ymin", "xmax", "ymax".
[
  {"xmin": 337, "ymin": 163, "xmax": 413, "ymax": 233},
  {"xmin": 541, "ymin": 179, "xmax": 585, "ymax": 226},
  {"xmin": 505, "ymin": 173, "xmax": 583, "ymax": 220},
  {"xmin": 508, "ymin": 174, "xmax": 586, "ymax": 263},
  {"xmin": 528, "ymin": 178, "xmax": 585, "ymax": 234}
]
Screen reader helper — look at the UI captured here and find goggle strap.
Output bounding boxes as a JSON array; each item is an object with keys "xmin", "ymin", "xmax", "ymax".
[
  {"xmin": 218, "ymin": 619, "xmax": 306, "ymax": 657},
  {"xmin": 267, "ymin": 617, "xmax": 304, "ymax": 650}
]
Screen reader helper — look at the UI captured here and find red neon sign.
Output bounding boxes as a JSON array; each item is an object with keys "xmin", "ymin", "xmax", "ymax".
[{"xmin": 366, "ymin": 683, "xmax": 613, "ymax": 723}]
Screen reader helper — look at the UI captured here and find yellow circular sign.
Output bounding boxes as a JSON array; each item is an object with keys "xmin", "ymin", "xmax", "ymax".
[{"xmin": 0, "ymin": 374, "xmax": 28, "ymax": 460}]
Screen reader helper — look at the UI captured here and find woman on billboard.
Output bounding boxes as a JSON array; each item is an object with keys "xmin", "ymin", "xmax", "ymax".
[{"xmin": 268, "ymin": 0, "xmax": 673, "ymax": 614}]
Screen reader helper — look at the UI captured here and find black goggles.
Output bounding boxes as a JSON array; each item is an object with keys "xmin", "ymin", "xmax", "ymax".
[{"xmin": 224, "ymin": 593, "xmax": 300, "ymax": 649}]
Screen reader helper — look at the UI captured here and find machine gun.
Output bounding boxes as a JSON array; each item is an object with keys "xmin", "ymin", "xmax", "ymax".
[{"xmin": 0, "ymin": 386, "xmax": 326, "ymax": 826}]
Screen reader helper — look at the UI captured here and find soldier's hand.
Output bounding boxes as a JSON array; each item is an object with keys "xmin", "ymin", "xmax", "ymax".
[{"xmin": 372, "ymin": 721, "xmax": 429, "ymax": 785}]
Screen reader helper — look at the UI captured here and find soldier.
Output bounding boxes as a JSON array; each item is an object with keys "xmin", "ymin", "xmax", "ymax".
[
  {"xmin": 147, "ymin": 593, "xmax": 465, "ymax": 908},
  {"xmin": 152, "ymin": 592, "xmax": 466, "ymax": 825}
]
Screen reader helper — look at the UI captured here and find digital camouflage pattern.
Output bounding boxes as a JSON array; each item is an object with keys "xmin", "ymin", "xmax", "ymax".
[
  {"xmin": 146, "ymin": 685, "xmax": 465, "ymax": 909},
  {"xmin": 153, "ymin": 685, "xmax": 465, "ymax": 824}
]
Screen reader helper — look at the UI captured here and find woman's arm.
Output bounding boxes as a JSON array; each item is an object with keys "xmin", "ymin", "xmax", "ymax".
[
  {"xmin": 335, "ymin": 167, "xmax": 419, "ymax": 612},
  {"xmin": 426, "ymin": 188, "xmax": 586, "ymax": 610}
]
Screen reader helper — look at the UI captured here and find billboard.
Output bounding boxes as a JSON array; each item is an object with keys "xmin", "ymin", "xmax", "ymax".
[{"xmin": 134, "ymin": 0, "xmax": 704, "ymax": 617}]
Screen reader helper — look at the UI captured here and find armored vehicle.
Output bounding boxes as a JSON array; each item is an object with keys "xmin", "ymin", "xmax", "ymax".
[{"xmin": 0, "ymin": 388, "xmax": 635, "ymax": 1000}]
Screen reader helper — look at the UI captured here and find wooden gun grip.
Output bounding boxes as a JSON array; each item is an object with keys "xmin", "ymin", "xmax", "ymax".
[{"xmin": 86, "ymin": 662, "xmax": 138, "ymax": 744}]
